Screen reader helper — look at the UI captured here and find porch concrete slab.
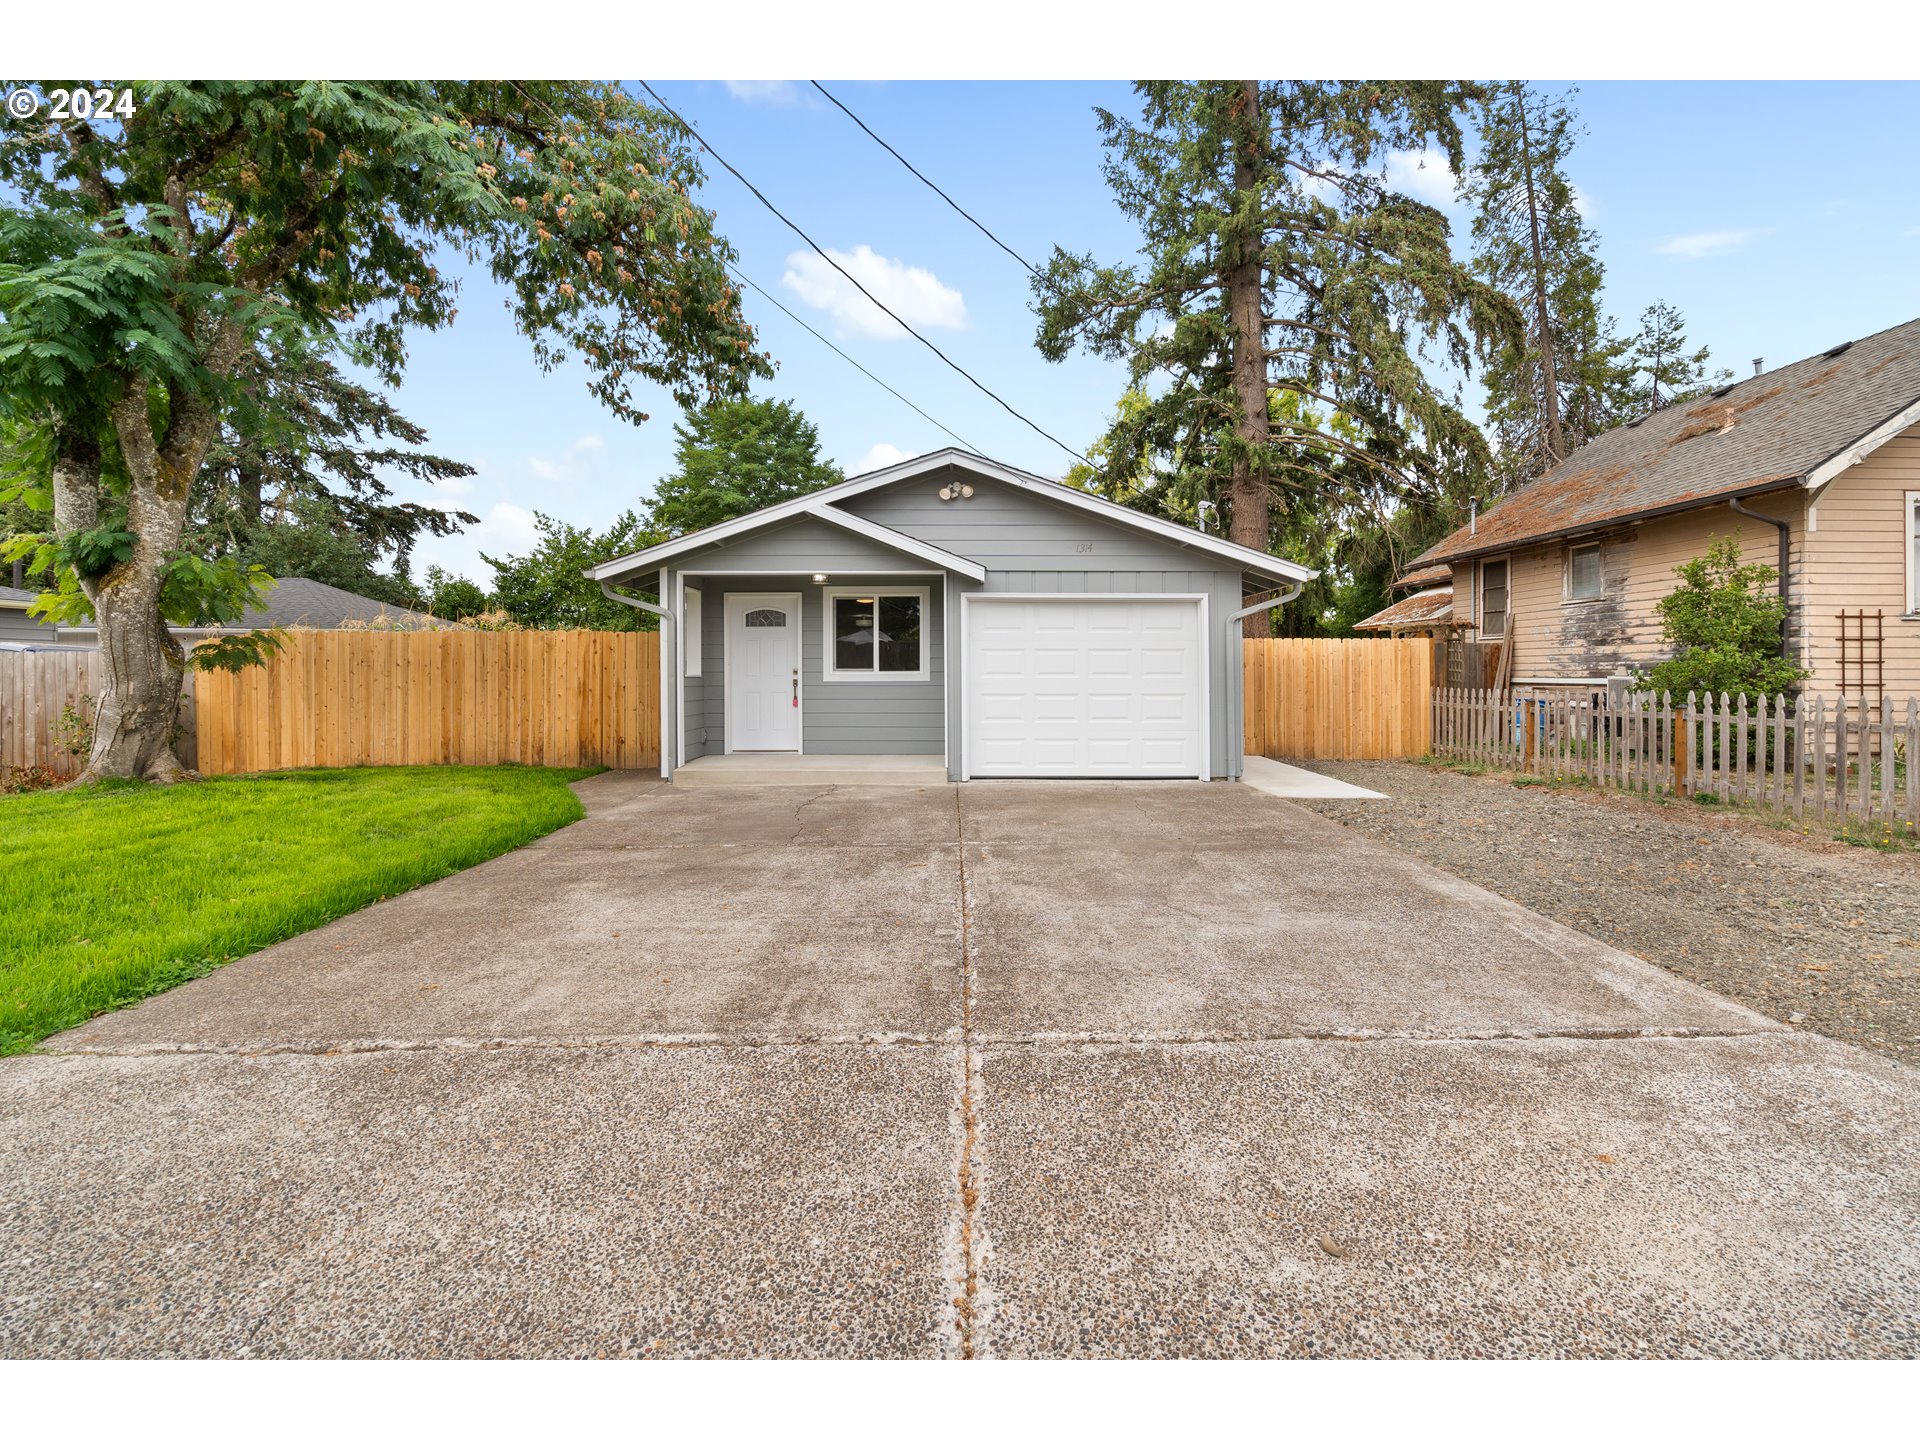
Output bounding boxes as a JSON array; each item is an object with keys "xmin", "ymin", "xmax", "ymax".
[
  {"xmin": 55, "ymin": 832, "xmax": 962, "ymax": 1052},
  {"xmin": 674, "ymin": 754, "xmax": 949, "ymax": 789},
  {"xmin": 1240, "ymin": 755, "xmax": 1387, "ymax": 800},
  {"xmin": 962, "ymin": 792, "xmax": 1769, "ymax": 1041},
  {"xmin": 0, "ymin": 1044, "xmax": 956, "ymax": 1358},
  {"xmin": 568, "ymin": 781, "xmax": 962, "ymax": 851},
  {"xmin": 974, "ymin": 1034, "xmax": 1920, "ymax": 1358}
]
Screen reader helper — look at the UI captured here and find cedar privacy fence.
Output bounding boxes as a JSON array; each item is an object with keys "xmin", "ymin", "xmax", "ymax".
[
  {"xmin": 0, "ymin": 648, "xmax": 199, "ymax": 779},
  {"xmin": 1, "ymin": 630, "xmax": 657, "ymax": 778},
  {"xmin": 1243, "ymin": 637, "xmax": 1432, "ymax": 761},
  {"xmin": 1433, "ymin": 686, "xmax": 1920, "ymax": 830},
  {"xmin": 7, "ymin": 632, "xmax": 1433, "ymax": 776}
]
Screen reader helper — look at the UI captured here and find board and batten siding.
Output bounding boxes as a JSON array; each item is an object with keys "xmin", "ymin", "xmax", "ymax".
[{"xmin": 844, "ymin": 467, "xmax": 1248, "ymax": 779}]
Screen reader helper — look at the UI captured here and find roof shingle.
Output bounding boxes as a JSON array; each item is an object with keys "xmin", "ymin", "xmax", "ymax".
[{"xmin": 1412, "ymin": 315, "xmax": 1920, "ymax": 567}]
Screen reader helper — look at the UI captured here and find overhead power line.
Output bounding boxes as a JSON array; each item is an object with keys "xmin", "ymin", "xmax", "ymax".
[
  {"xmin": 636, "ymin": 80, "xmax": 1089, "ymax": 467},
  {"xmin": 723, "ymin": 262, "xmax": 983, "ymax": 454},
  {"xmin": 808, "ymin": 80, "xmax": 1043, "ymax": 280}
]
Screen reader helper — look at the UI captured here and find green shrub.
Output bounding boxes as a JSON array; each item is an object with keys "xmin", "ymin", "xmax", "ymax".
[{"xmin": 1635, "ymin": 535, "xmax": 1808, "ymax": 700}]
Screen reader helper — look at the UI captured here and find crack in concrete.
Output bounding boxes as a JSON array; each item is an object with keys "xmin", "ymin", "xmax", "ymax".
[
  {"xmin": 947, "ymin": 785, "xmax": 985, "ymax": 1360},
  {"xmin": 36, "ymin": 1025, "xmax": 1793, "ymax": 1061}
]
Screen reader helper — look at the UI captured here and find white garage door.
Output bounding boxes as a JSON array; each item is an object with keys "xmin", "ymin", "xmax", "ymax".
[{"xmin": 965, "ymin": 598, "xmax": 1206, "ymax": 778}]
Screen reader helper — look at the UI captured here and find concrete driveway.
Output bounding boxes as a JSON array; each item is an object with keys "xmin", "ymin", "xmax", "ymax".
[{"xmin": 2, "ymin": 775, "xmax": 1915, "ymax": 1357}]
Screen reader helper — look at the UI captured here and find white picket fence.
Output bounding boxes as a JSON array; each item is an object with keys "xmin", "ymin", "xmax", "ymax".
[{"xmin": 1432, "ymin": 687, "xmax": 1919, "ymax": 830}]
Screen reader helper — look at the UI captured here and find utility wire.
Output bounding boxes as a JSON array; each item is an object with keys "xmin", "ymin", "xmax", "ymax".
[
  {"xmin": 724, "ymin": 261, "xmax": 983, "ymax": 454},
  {"xmin": 809, "ymin": 80, "xmax": 1043, "ymax": 280},
  {"xmin": 504, "ymin": 81, "xmax": 984, "ymax": 457},
  {"xmin": 637, "ymin": 80, "xmax": 1089, "ymax": 467}
]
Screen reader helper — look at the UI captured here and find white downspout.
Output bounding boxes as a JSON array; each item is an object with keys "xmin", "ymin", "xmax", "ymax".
[
  {"xmin": 599, "ymin": 581, "xmax": 674, "ymax": 780},
  {"xmin": 1226, "ymin": 581, "xmax": 1304, "ymax": 782}
]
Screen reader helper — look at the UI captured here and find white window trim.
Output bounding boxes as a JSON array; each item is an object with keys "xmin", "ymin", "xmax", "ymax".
[
  {"xmin": 1479, "ymin": 557, "xmax": 1510, "ymax": 639},
  {"xmin": 1564, "ymin": 542, "xmax": 1604, "ymax": 604},
  {"xmin": 821, "ymin": 584, "xmax": 932, "ymax": 683},
  {"xmin": 683, "ymin": 587, "xmax": 703, "ymax": 677},
  {"xmin": 1907, "ymin": 491, "xmax": 1920, "ymax": 616}
]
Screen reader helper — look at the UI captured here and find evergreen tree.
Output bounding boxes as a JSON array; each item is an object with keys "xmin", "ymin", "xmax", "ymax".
[
  {"xmin": 1634, "ymin": 300, "xmax": 1726, "ymax": 412},
  {"xmin": 1034, "ymin": 80, "xmax": 1517, "ymax": 631},
  {"xmin": 645, "ymin": 397, "xmax": 843, "ymax": 538},
  {"xmin": 1462, "ymin": 83, "xmax": 1638, "ymax": 485}
]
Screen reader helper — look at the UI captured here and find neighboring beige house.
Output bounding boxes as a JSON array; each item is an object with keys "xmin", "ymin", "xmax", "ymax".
[
  {"xmin": 1408, "ymin": 315, "xmax": 1920, "ymax": 701},
  {"xmin": 1354, "ymin": 563, "xmax": 1464, "ymax": 639}
]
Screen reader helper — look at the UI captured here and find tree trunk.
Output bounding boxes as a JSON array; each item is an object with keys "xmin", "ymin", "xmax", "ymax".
[
  {"xmin": 1514, "ymin": 91, "xmax": 1565, "ymax": 467},
  {"xmin": 85, "ymin": 568, "xmax": 192, "ymax": 783},
  {"xmin": 1226, "ymin": 79, "xmax": 1272, "ymax": 637}
]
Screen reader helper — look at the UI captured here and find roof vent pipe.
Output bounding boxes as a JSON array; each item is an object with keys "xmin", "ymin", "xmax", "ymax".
[{"xmin": 1469, "ymin": 499, "xmax": 1477, "ymax": 537}]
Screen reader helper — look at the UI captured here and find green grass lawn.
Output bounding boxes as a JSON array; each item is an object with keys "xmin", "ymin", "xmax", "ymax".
[{"xmin": 0, "ymin": 765, "xmax": 598, "ymax": 1055}]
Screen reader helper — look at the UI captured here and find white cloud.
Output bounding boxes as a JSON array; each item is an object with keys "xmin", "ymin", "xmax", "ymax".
[
  {"xmin": 527, "ymin": 433, "xmax": 606, "ymax": 485},
  {"xmin": 1383, "ymin": 147, "xmax": 1459, "ymax": 207},
  {"xmin": 851, "ymin": 442, "xmax": 918, "ymax": 475},
  {"xmin": 1570, "ymin": 184, "xmax": 1594, "ymax": 219},
  {"xmin": 780, "ymin": 245, "xmax": 968, "ymax": 341},
  {"xmin": 413, "ymin": 501, "xmax": 544, "ymax": 586},
  {"xmin": 725, "ymin": 81, "xmax": 799, "ymax": 105},
  {"xmin": 1656, "ymin": 228, "xmax": 1762, "ymax": 259}
]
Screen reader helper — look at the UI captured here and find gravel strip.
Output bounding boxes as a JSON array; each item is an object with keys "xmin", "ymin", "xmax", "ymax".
[{"xmin": 1293, "ymin": 761, "xmax": 1920, "ymax": 1066}]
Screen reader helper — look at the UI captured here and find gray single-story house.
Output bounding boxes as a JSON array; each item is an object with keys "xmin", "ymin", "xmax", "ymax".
[{"xmin": 588, "ymin": 449, "xmax": 1314, "ymax": 784}]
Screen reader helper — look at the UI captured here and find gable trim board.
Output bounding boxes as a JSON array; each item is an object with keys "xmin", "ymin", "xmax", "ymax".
[{"xmin": 589, "ymin": 448, "xmax": 1311, "ymax": 588}]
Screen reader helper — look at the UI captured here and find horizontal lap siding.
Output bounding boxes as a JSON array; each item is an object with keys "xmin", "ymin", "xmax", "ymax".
[{"xmin": 1801, "ymin": 425, "xmax": 1920, "ymax": 697}]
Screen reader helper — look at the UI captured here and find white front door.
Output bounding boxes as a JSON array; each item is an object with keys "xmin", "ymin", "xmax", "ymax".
[
  {"xmin": 725, "ymin": 592, "xmax": 802, "ymax": 752},
  {"xmin": 966, "ymin": 597, "xmax": 1206, "ymax": 778}
]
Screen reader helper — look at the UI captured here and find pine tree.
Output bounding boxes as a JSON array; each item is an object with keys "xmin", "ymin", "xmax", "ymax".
[
  {"xmin": 1462, "ymin": 83, "xmax": 1638, "ymax": 485},
  {"xmin": 1034, "ymin": 81, "xmax": 1517, "ymax": 631},
  {"xmin": 1634, "ymin": 300, "xmax": 1726, "ymax": 411}
]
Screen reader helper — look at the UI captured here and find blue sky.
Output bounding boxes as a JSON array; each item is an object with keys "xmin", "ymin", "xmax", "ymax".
[{"xmin": 394, "ymin": 80, "xmax": 1920, "ymax": 584}]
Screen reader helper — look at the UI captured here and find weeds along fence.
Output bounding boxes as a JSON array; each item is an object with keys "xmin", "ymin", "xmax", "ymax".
[{"xmin": 1432, "ymin": 686, "xmax": 1920, "ymax": 830}]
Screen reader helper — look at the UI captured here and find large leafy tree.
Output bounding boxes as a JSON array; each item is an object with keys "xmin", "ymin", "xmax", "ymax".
[
  {"xmin": 645, "ymin": 395, "xmax": 842, "ymax": 537},
  {"xmin": 1034, "ymin": 80, "xmax": 1517, "ymax": 631},
  {"xmin": 0, "ymin": 80, "xmax": 767, "ymax": 782},
  {"xmin": 1462, "ymin": 83, "xmax": 1638, "ymax": 486}
]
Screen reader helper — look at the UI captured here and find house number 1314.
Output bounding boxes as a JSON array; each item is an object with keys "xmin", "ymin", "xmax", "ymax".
[{"xmin": 1075, "ymin": 542, "xmax": 1095, "ymax": 553}]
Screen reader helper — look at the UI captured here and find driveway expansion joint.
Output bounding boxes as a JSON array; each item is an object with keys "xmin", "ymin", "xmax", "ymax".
[{"xmin": 947, "ymin": 785, "xmax": 986, "ymax": 1360}]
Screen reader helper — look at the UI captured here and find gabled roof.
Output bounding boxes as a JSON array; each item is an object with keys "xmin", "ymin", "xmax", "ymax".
[
  {"xmin": 1413, "ymin": 315, "xmax": 1920, "ymax": 567},
  {"xmin": 59, "ymin": 576, "xmax": 454, "ymax": 634},
  {"xmin": 1355, "ymin": 586, "xmax": 1456, "ymax": 631},
  {"xmin": 589, "ymin": 448, "xmax": 1316, "ymax": 586},
  {"xmin": 1393, "ymin": 563, "xmax": 1451, "ymax": 590}
]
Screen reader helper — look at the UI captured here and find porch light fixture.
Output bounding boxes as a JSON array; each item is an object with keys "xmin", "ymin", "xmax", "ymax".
[{"xmin": 811, "ymin": 572, "xmax": 829, "ymax": 584}]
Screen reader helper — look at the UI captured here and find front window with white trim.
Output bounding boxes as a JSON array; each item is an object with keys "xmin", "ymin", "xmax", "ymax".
[{"xmin": 823, "ymin": 586, "xmax": 930, "ymax": 680}]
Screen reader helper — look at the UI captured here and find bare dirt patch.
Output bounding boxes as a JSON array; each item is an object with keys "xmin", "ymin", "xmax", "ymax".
[{"xmin": 1294, "ymin": 760, "xmax": 1920, "ymax": 1066}]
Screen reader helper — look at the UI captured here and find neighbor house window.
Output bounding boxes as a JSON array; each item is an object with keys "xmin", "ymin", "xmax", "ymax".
[
  {"xmin": 1480, "ymin": 559, "xmax": 1509, "ymax": 639},
  {"xmin": 1567, "ymin": 543, "xmax": 1603, "ymax": 602},
  {"xmin": 1909, "ymin": 493, "xmax": 1920, "ymax": 614},
  {"xmin": 823, "ymin": 586, "xmax": 929, "ymax": 680}
]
